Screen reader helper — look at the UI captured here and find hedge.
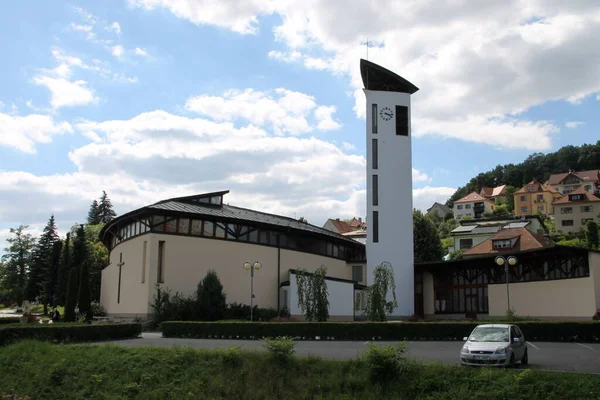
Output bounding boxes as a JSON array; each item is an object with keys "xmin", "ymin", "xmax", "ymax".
[
  {"xmin": 162, "ymin": 321, "xmax": 600, "ymax": 343},
  {"xmin": 0, "ymin": 317, "xmax": 21, "ymax": 326},
  {"xmin": 0, "ymin": 323, "xmax": 142, "ymax": 346}
]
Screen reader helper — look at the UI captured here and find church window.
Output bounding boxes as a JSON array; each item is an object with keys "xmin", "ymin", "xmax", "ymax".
[
  {"xmin": 203, "ymin": 221, "xmax": 214, "ymax": 237},
  {"xmin": 141, "ymin": 241, "xmax": 147, "ymax": 283},
  {"xmin": 215, "ymin": 223, "xmax": 226, "ymax": 238},
  {"xmin": 178, "ymin": 218, "xmax": 190, "ymax": 234},
  {"xmin": 373, "ymin": 174, "xmax": 379, "ymax": 206},
  {"xmin": 157, "ymin": 240, "xmax": 165, "ymax": 283},
  {"xmin": 372, "ymin": 139, "xmax": 378, "ymax": 169},
  {"xmin": 191, "ymin": 220, "xmax": 202, "ymax": 235},
  {"xmin": 373, "ymin": 211, "xmax": 379, "ymax": 243}
]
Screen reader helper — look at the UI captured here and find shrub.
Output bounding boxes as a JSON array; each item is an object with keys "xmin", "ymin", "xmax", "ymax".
[
  {"xmin": 263, "ymin": 336, "xmax": 295, "ymax": 363},
  {"xmin": 162, "ymin": 321, "xmax": 600, "ymax": 342},
  {"xmin": 216, "ymin": 345, "xmax": 243, "ymax": 368},
  {"xmin": 0, "ymin": 323, "xmax": 142, "ymax": 346},
  {"xmin": 0, "ymin": 317, "xmax": 21, "ymax": 325},
  {"xmin": 90, "ymin": 301, "xmax": 105, "ymax": 317},
  {"xmin": 225, "ymin": 302, "xmax": 278, "ymax": 321},
  {"xmin": 362, "ymin": 342, "xmax": 407, "ymax": 383}
]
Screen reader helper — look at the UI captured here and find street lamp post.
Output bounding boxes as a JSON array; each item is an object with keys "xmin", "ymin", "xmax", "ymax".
[
  {"xmin": 494, "ymin": 255, "xmax": 518, "ymax": 312},
  {"xmin": 243, "ymin": 261, "xmax": 262, "ymax": 321}
]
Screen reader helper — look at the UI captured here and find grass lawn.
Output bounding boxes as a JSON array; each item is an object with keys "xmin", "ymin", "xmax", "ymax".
[{"xmin": 1, "ymin": 341, "xmax": 600, "ymax": 399}]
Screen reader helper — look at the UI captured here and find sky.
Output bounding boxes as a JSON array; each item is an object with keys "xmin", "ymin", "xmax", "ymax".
[{"xmin": 1, "ymin": 0, "xmax": 600, "ymax": 249}]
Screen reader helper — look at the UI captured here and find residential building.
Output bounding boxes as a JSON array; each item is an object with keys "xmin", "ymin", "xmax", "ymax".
[
  {"xmin": 479, "ymin": 185, "xmax": 508, "ymax": 204},
  {"xmin": 514, "ymin": 180, "xmax": 562, "ymax": 217},
  {"xmin": 323, "ymin": 217, "xmax": 365, "ymax": 234},
  {"xmin": 453, "ymin": 191, "xmax": 495, "ymax": 220},
  {"xmin": 461, "ymin": 227, "xmax": 554, "ymax": 258},
  {"xmin": 426, "ymin": 202, "xmax": 452, "ymax": 219},
  {"xmin": 552, "ymin": 187, "xmax": 600, "ymax": 233},
  {"xmin": 547, "ymin": 170, "xmax": 600, "ymax": 196},
  {"xmin": 342, "ymin": 229, "xmax": 367, "ymax": 245},
  {"xmin": 448, "ymin": 215, "xmax": 546, "ymax": 253}
]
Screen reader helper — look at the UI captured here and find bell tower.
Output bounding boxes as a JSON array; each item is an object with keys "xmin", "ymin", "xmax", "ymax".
[{"xmin": 361, "ymin": 58, "xmax": 419, "ymax": 317}]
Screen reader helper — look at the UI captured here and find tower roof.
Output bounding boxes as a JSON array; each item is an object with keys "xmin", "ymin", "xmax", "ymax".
[{"xmin": 360, "ymin": 59, "xmax": 419, "ymax": 94}]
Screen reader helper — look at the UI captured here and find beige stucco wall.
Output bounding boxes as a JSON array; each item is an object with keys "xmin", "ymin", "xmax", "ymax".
[
  {"xmin": 101, "ymin": 235, "xmax": 152, "ymax": 317},
  {"xmin": 101, "ymin": 233, "xmax": 357, "ymax": 317},
  {"xmin": 591, "ymin": 252, "xmax": 600, "ymax": 310},
  {"xmin": 554, "ymin": 202, "xmax": 599, "ymax": 233},
  {"xmin": 488, "ymin": 277, "xmax": 596, "ymax": 318}
]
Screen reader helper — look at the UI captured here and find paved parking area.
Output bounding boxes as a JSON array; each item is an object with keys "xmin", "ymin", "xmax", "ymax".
[{"xmin": 99, "ymin": 333, "xmax": 600, "ymax": 374}]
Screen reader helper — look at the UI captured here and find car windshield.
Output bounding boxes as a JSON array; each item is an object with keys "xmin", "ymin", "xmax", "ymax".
[{"xmin": 468, "ymin": 327, "xmax": 509, "ymax": 342}]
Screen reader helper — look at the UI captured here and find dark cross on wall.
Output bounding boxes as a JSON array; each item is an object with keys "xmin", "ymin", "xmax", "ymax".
[{"xmin": 117, "ymin": 253, "xmax": 125, "ymax": 304}]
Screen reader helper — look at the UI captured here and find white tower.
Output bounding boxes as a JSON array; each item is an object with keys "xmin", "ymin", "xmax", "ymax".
[{"xmin": 361, "ymin": 58, "xmax": 419, "ymax": 317}]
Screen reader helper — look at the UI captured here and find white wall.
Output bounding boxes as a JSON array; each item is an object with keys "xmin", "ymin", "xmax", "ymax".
[
  {"xmin": 365, "ymin": 88, "xmax": 414, "ymax": 317},
  {"xmin": 288, "ymin": 272, "xmax": 355, "ymax": 318}
]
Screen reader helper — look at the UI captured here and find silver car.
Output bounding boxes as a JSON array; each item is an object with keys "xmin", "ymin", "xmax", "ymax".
[{"xmin": 460, "ymin": 323, "xmax": 528, "ymax": 367}]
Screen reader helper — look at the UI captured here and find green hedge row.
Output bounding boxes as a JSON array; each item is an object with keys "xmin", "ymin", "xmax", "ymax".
[
  {"xmin": 162, "ymin": 321, "xmax": 600, "ymax": 342},
  {"xmin": 0, "ymin": 317, "xmax": 21, "ymax": 325},
  {"xmin": 0, "ymin": 323, "xmax": 142, "ymax": 346}
]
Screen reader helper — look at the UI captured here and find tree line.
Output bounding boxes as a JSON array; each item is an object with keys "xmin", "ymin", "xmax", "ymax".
[
  {"xmin": 445, "ymin": 140, "xmax": 600, "ymax": 208},
  {"xmin": 0, "ymin": 191, "xmax": 117, "ymax": 320}
]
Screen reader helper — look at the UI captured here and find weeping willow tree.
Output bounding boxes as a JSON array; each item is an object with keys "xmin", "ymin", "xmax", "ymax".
[
  {"xmin": 295, "ymin": 265, "xmax": 329, "ymax": 322},
  {"xmin": 361, "ymin": 261, "xmax": 398, "ymax": 321}
]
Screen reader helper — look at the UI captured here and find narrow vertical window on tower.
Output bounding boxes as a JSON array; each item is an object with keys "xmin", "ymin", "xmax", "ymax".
[
  {"xmin": 395, "ymin": 105, "xmax": 409, "ymax": 136},
  {"xmin": 372, "ymin": 104, "xmax": 378, "ymax": 133},
  {"xmin": 372, "ymin": 138, "xmax": 378, "ymax": 169},
  {"xmin": 373, "ymin": 174, "xmax": 379, "ymax": 206},
  {"xmin": 372, "ymin": 211, "xmax": 379, "ymax": 243}
]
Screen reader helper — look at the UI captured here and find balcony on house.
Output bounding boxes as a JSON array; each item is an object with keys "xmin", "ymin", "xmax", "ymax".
[{"xmin": 474, "ymin": 202, "xmax": 485, "ymax": 218}]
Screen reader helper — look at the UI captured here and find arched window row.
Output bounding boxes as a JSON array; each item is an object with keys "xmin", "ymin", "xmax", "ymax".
[{"xmin": 109, "ymin": 214, "xmax": 365, "ymax": 262}]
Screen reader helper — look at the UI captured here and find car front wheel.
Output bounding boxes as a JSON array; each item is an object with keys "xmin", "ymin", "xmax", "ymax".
[{"xmin": 521, "ymin": 348, "xmax": 528, "ymax": 365}]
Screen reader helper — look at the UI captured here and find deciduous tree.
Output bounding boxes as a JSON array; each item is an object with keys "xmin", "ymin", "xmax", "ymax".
[
  {"xmin": 0, "ymin": 225, "xmax": 36, "ymax": 304},
  {"xmin": 295, "ymin": 265, "xmax": 329, "ymax": 322},
  {"xmin": 586, "ymin": 220, "xmax": 599, "ymax": 250},
  {"xmin": 361, "ymin": 262, "xmax": 397, "ymax": 322},
  {"xmin": 413, "ymin": 210, "xmax": 444, "ymax": 263}
]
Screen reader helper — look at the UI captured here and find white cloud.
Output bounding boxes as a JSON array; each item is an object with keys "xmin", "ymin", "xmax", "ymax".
[
  {"xmin": 565, "ymin": 121, "xmax": 585, "ymax": 129},
  {"xmin": 69, "ymin": 23, "xmax": 93, "ymax": 33},
  {"xmin": 111, "ymin": 45, "xmax": 125, "ymax": 57},
  {"xmin": 413, "ymin": 186, "xmax": 457, "ymax": 211},
  {"xmin": 185, "ymin": 88, "xmax": 340, "ymax": 135},
  {"xmin": 0, "ymin": 113, "xmax": 73, "ymax": 153},
  {"xmin": 127, "ymin": 0, "xmax": 277, "ymax": 34},
  {"xmin": 134, "ymin": 47, "xmax": 149, "ymax": 56},
  {"xmin": 139, "ymin": 0, "xmax": 600, "ymax": 151},
  {"xmin": 412, "ymin": 169, "xmax": 431, "ymax": 182},
  {"xmin": 32, "ymin": 49, "xmax": 99, "ymax": 109},
  {"xmin": 268, "ymin": 50, "xmax": 301, "ymax": 62},
  {"xmin": 107, "ymin": 22, "xmax": 121, "ymax": 34},
  {"xmin": 342, "ymin": 141, "xmax": 356, "ymax": 151}
]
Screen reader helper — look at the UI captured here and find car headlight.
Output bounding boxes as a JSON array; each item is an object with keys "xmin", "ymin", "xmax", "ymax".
[
  {"xmin": 461, "ymin": 345, "xmax": 469, "ymax": 353},
  {"xmin": 495, "ymin": 346, "xmax": 507, "ymax": 354}
]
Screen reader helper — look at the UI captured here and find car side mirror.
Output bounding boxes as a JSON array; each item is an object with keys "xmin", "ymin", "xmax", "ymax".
[
  {"xmin": 463, "ymin": 337, "xmax": 468, "ymax": 341},
  {"xmin": 513, "ymin": 337, "xmax": 520, "ymax": 343}
]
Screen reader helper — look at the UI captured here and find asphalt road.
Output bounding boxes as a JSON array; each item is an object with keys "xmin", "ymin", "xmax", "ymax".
[{"xmin": 99, "ymin": 332, "xmax": 600, "ymax": 374}]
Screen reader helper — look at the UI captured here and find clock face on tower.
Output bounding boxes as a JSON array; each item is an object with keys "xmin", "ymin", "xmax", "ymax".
[{"xmin": 379, "ymin": 106, "xmax": 393, "ymax": 121}]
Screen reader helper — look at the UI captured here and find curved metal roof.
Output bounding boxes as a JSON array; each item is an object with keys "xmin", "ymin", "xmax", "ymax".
[
  {"xmin": 99, "ymin": 190, "xmax": 363, "ymax": 247},
  {"xmin": 360, "ymin": 58, "xmax": 419, "ymax": 94}
]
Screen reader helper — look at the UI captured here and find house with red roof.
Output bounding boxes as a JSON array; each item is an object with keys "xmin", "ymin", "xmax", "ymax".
[
  {"xmin": 452, "ymin": 191, "xmax": 495, "ymax": 220},
  {"xmin": 547, "ymin": 170, "xmax": 600, "ymax": 196},
  {"xmin": 513, "ymin": 180, "xmax": 562, "ymax": 217},
  {"xmin": 462, "ymin": 227, "xmax": 554, "ymax": 258},
  {"xmin": 552, "ymin": 187, "xmax": 600, "ymax": 233}
]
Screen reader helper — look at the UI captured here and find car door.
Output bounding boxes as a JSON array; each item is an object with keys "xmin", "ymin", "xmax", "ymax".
[
  {"xmin": 510, "ymin": 326, "xmax": 524, "ymax": 359},
  {"xmin": 515, "ymin": 326, "xmax": 526, "ymax": 358}
]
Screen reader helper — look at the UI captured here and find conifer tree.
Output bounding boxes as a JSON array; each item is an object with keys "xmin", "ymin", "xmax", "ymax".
[
  {"xmin": 63, "ymin": 268, "xmax": 78, "ymax": 322},
  {"xmin": 98, "ymin": 191, "xmax": 117, "ymax": 223},
  {"xmin": 77, "ymin": 255, "xmax": 92, "ymax": 321},
  {"xmin": 87, "ymin": 200, "xmax": 101, "ymax": 225},
  {"xmin": 26, "ymin": 215, "xmax": 60, "ymax": 312},
  {"xmin": 56, "ymin": 232, "xmax": 71, "ymax": 306}
]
